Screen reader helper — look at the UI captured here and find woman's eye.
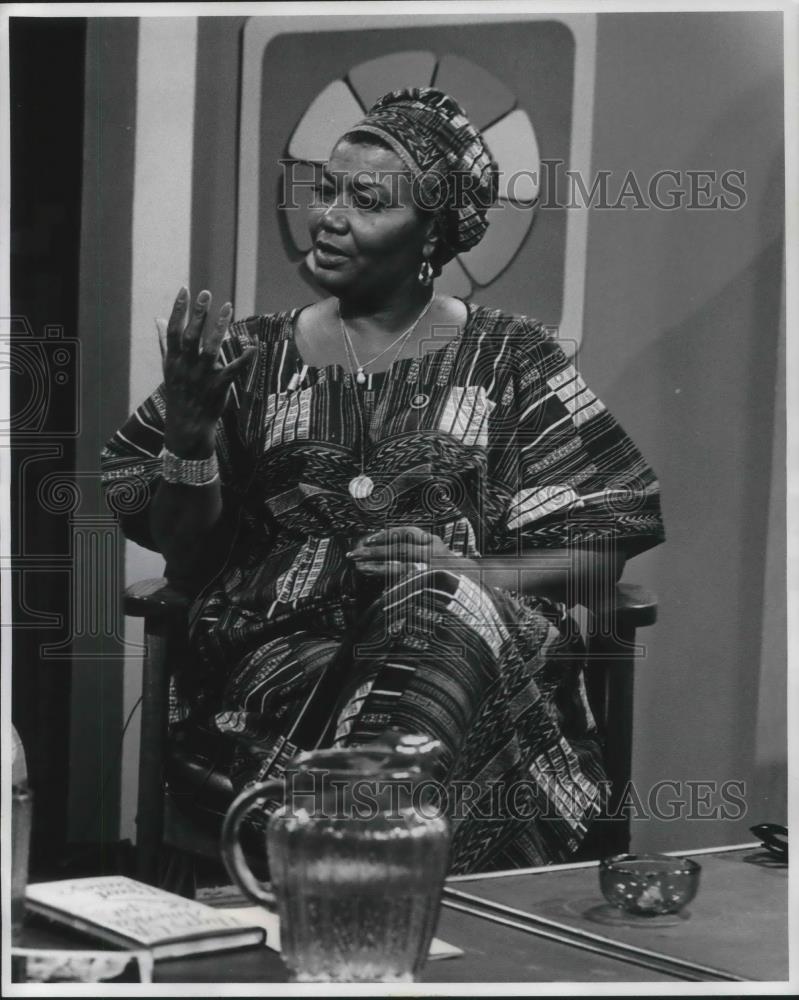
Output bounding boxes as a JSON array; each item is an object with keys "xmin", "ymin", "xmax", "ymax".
[
  {"xmin": 313, "ymin": 183, "xmax": 335, "ymax": 204},
  {"xmin": 312, "ymin": 183, "xmax": 384, "ymax": 211},
  {"xmin": 353, "ymin": 190, "xmax": 382, "ymax": 211}
]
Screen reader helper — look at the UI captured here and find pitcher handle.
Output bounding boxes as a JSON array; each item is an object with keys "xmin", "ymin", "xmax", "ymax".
[{"xmin": 220, "ymin": 780, "xmax": 284, "ymax": 909}]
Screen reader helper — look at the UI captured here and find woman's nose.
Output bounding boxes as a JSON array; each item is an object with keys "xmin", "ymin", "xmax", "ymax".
[{"xmin": 320, "ymin": 202, "xmax": 349, "ymax": 234}]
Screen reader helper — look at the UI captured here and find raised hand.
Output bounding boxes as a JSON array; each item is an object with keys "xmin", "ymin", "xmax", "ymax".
[{"xmin": 162, "ymin": 287, "xmax": 256, "ymax": 458}]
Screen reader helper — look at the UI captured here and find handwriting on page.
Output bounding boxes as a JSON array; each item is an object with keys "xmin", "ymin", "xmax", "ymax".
[{"xmin": 89, "ymin": 901, "xmax": 247, "ymax": 943}]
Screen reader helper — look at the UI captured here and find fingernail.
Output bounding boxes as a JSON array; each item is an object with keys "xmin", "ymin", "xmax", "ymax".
[
  {"xmin": 177, "ymin": 286, "xmax": 188, "ymax": 300},
  {"xmin": 198, "ymin": 290, "xmax": 211, "ymax": 304}
]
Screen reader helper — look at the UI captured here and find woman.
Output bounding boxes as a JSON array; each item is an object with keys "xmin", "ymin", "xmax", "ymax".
[{"xmin": 102, "ymin": 88, "xmax": 664, "ymax": 873}]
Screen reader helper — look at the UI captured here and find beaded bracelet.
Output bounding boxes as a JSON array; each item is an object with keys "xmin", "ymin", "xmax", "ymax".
[{"xmin": 161, "ymin": 446, "xmax": 220, "ymax": 486}]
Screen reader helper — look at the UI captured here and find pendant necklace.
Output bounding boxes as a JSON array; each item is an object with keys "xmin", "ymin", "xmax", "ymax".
[
  {"xmin": 338, "ymin": 294, "xmax": 435, "ymax": 386},
  {"xmin": 341, "ymin": 294, "xmax": 436, "ymax": 500}
]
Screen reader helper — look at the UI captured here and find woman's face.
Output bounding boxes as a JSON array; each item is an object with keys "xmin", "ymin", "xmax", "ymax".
[{"xmin": 307, "ymin": 138, "xmax": 433, "ymax": 299}]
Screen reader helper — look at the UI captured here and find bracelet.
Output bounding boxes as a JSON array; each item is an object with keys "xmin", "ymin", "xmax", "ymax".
[{"xmin": 161, "ymin": 446, "xmax": 219, "ymax": 486}]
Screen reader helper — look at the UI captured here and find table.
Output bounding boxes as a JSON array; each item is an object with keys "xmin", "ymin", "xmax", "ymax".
[
  {"xmin": 16, "ymin": 904, "xmax": 675, "ymax": 985},
  {"xmin": 154, "ymin": 900, "xmax": 679, "ymax": 984},
  {"xmin": 14, "ymin": 843, "xmax": 789, "ymax": 985},
  {"xmin": 442, "ymin": 843, "xmax": 789, "ymax": 983}
]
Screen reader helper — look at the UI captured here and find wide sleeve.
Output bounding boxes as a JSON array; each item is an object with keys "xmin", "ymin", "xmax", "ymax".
[
  {"xmin": 485, "ymin": 319, "xmax": 665, "ymax": 559},
  {"xmin": 99, "ymin": 319, "xmax": 258, "ymax": 552}
]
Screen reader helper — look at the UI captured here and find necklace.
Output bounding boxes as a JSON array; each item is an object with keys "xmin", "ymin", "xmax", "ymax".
[
  {"xmin": 338, "ymin": 294, "xmax": 436, "ymax": 385},
  {"xmin": 341, "ymin": 297, "xmax": 435, "ymax": 500}
]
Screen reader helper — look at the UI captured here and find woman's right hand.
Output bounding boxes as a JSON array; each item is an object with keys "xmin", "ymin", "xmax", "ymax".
[{"xmin": 162, "ymin": 287, "xmax": 256, "ymax": 458}]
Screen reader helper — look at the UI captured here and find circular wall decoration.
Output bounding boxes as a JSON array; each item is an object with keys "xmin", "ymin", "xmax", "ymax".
[{"xmin": 282, "ymin": 51, "xmax": 540, "ymax": 298}]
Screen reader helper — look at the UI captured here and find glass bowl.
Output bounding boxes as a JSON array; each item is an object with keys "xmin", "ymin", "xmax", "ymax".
[{"xmin": 599, "ymin": 853, "xmax": 701, "ymax": 916}]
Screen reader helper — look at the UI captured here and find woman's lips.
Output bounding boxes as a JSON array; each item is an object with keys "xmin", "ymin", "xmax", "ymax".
[{"xmin": 314, "ymin": 241, "xmax": 350, "ymax": 267}]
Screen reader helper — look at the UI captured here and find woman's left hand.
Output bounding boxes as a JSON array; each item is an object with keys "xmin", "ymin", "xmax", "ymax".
[{"xmin": 347, "ymin": 526, "xmax": 476, "ymax": 580}]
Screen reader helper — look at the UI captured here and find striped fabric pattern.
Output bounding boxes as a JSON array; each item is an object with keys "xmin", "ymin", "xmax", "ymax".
[{"xmin": 101, "ymin": 304, "xmax": 664, "ymax": 871}]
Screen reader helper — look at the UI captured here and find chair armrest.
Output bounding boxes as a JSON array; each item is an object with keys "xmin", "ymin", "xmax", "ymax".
[
  {"xmin": 589, "ymin": 582, "xmax": 658, "ymax": 631},
  {"xmin": 124, "ymin": 578, "xmax": 191, "ymax": 622}
]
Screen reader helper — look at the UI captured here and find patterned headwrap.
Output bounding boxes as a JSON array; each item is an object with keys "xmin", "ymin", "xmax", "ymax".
[{"xmin": 347, "ymin": 87, "xmax": 499, "ymax": 262}]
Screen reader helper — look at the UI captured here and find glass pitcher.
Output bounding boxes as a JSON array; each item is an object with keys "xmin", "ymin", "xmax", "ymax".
[{"xmin": 220, "ymin": 737, "xmax": 451, "ymax": 983}]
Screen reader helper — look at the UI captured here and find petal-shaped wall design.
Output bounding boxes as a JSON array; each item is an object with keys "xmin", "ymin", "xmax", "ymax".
[
  {"xmin": 499, "ymin": 170, "xmax": 539, "ymax": 206},
  {"xmin": 348, "ymin": 51, "xmax": 437, "ymax": 112},
  {"xmin": 433, "ymin": 53, "xmax": 516, "ymax": 130},
  {"xmin": 436, "ymin": 257, "xmax": 472, "ymax": 299},
  {"xmin": 288, "ymin": 80, "xmax": 364, "ymax": 162},
  {"xmin": 483, "ymin": 109, "xmax": 540, "ymax": 204},
  {"xmin": 457, "ymin": 202, "xmax": 534, "ymax": 286}
]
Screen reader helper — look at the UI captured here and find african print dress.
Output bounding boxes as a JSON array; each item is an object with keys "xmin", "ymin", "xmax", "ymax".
[{"xmin": 101, "ymin": 304, "xmax": 664, "ymax": 873}]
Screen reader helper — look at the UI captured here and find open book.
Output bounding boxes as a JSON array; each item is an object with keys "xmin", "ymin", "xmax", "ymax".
[{"xmin": 25, "ymin": 876, "xmax": 266, "ymax": 960}]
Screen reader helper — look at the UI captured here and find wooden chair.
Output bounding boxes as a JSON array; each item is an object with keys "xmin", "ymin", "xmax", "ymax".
[{"xmin": 124, "ymin": 578, "xmax": 657, "ymax": 891}]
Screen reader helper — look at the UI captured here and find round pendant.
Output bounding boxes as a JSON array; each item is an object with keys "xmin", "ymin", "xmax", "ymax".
[
  {"xmin": 356, "ymin": 369, "xmax": 367, "ymax": 385},
  {"xmin": 348, "ymin": 473, "xmax": 374, "ymax": 499}
]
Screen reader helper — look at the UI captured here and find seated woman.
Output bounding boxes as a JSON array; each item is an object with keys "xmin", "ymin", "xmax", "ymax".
[{"xmin": 101, "ymin": 88, "xmax": 664, "ymax": 874}]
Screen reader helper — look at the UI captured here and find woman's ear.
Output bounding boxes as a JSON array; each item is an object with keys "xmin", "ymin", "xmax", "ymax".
[{"xmin": 422, "ymin": 215, "xmax": 440, "ymax": 259}]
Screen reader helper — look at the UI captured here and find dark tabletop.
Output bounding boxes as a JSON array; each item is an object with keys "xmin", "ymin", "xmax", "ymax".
[
  {"xmin": 443, "ymin": 846, "xmax": 789, "ymax": 983},
  {"xmin": 15, "ymin": 845, "xmax": 787, "ymax": 985}
]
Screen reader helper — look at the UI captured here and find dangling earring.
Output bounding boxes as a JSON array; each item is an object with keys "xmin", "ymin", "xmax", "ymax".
[{"xmin": 418, "ymin": 259, "xmax": 434, "ymax": 286}]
